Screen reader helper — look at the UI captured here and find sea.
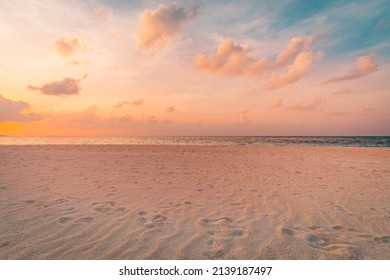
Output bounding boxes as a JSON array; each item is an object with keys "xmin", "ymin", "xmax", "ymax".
[{"xmin": 0, "ymin": 136, "xmax": 389, "ymax": 147}]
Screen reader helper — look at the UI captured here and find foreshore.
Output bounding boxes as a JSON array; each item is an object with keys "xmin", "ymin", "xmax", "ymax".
[{"xmin": 0, "ymin": 145, "xmax": 389, "ymax": 259}]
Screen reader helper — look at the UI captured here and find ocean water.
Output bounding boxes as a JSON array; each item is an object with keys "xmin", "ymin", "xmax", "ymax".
[{"xmin": 0, "ymin": 136, "xmax": 389, "ymax": 147}]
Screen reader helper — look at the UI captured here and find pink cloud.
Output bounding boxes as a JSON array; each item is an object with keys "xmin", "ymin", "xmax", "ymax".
[
  {"xmin": 286, "ymin": 98, "xmax": 323, "ymax": 111},
  {"xmin": 266, "ymin": 50, "xmax": 324, "ymax": 89},
  {"xmin": 238, "ymin": 110, "xmax": 249, "ymax": 122},
  {"xmin": 147, "ymin": 116, "xmax": 158, "ymax": 124},
  {"xmin": 54, "ymin": 37, "xmax": 91, "ymax": 64},
  {"xmin": 54, "ymin": 37, "xmax": 91, "ymax": 56},
  {"xmin": 276, "ymin": 37, "xmax": 314, "ymax": 67},
  {"xmin": 114, "ymin": 99, "xmax": 144, "ymax": 108},
  {"xmin": 54, "ymin": 38, "xmax": 80, "ymax": 57},
  {"xmin": 137, "ymin": 4, "xmax": 200, "ymax": 50},
  {"xmin": 28, "ymin": 75, "xmax": 87, "ymax": 96},
  {"xmin": 323, "ymin": 54, "xmax": 378, "ymax": 83},
  {"xmin": 358, "ymin": 104, "xmax": 376, "ymax": 112},
  {"xmin": 330, "ymin": 89, "xmax": 355, "ymax": 95},
  {"xmin": 195, "ymin": 36, "xmax": 324, "ymax": 88},
  {"xmin": 165, "ymin": 106, "xmax": 176, "ymax": 112},
  {"xmin": 268, "ymin": 98, "xmax": 283, "ymax": 109},
  {"xmin": 95, "ymin": 6, "xmax": 113, "ymax": 20},
  {"xmin": 0, "ymin": 95, "xmax": 42, "ymax": 122},
  {"xmin": 195, "ymin": 39, "xmax": 270, "ymax": 76}
]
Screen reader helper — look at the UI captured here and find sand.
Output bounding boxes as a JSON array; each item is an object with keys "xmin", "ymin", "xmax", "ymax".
[{"xmin": 0, "ymin": 145, "xmax": 389, "ymax": 260}]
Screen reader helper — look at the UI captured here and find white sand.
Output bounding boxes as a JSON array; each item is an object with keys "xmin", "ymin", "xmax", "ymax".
[{"xmin": 0, "ymin": 145, "xmax": 389, "ymax": 259}]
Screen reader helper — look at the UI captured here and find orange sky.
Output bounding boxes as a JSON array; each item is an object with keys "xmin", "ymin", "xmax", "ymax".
[{"xmin": 1, "ymin": 1, "xmax": 389, "ymax": 136}]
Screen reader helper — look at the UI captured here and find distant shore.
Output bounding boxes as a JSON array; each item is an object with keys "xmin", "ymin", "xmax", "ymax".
[{"xmin": 0, "ymin": 145, "xmax": 389, "ymax": 259}]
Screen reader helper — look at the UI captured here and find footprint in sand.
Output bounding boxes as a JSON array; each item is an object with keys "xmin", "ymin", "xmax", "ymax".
[
  {"xmin": 24, "ymin": 200, "xmax": 34, "ymax": 204},
  {"xmin": 92, "ymin": 201, "xmax": 116, "ymax": 206},
  {"xmin": 58, "ymin": 217, "xmax": 73, "ymax": 224},
  {"xmin": 202, "ymin": 217, "xmax": 234, "ymax": 224},
  {"xmin": 0, "ymin": 241, "xmax": 11, "ymax": 248},
  {"xmin": 59, "ymin": 207, "xmax": 76, "ymax": 213},
  {"xmin": 151, "ymin": 214, "xmax": 167, "ymax": 227},
  {"xmin": 373, "ymin": 236, "xmax": 390, "ymax": 243},
  {"xmin": 106, "ymin": 193, "xmax": 116, "ymax": 197},
  {"xmin": 92, "ymin": 201, "xmax": 118, "ymax": 213},
  {"xmin": 335, "ymin": 205, "xmax": 354, "ymax": 215},
  {"xmin": 281, "ymin": 227, "xmax": 294, "ymax": 236},
  {"xmin": 94, "ymin": 207, "xmax": 111, "ymax": 213},
  {"xmin": 357, "ymin": 234, "xmax": 373, "ymax": 239},
  {"xmin": 280, "ymin": 225, "xmax": 363, "ymax": 253},
  {"xmin": 76, "ymin": 217, "xmax": 94, "ymax": 224},
  {"xmin": 206, "ymin": 249, "xmax": 225, "ymax": 259},
  {"xmin": 201, "ymin": 217, "xmax": 244, "ymax": 239},
  {"xmin": 137, "ymin": 211, "xmax": 147, "ymax": 223},
  {"xmin": 231, "ymin": 228, "xmax": 244, "ymax": 237},
  {"xmin": 331, "ymin": 225, "xmax": 343, "ymax": 230}
]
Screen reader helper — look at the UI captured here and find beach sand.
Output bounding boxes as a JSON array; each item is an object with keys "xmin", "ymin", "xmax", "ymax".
[{"xmin": 0, "ymin": 145, "xmax": 389, "ymax": 259}]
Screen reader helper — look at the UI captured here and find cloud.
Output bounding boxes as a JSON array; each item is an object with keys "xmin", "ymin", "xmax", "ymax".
[
  {"xmin": 146, "ymin": 116, "xmax": 171, "ymax": 125},
  {"xmin": 94, "ymin": 6, "xmax": 126, "ymax": 43},
  {"xmin": 137, "ymin": 4, "xmax": 200, "ymax": 50},
  {"xmin": 69, "ymin": 59, "xmax": 89, "ymax": 65},
  {"xmin": 266, "ymin": 50, "xmax": 324, "ymax": 89},
  {"xmin": 147, "ymin": 116, "xmax": 158, "ymax": 124},
  {"xmin": 195, "ymin": 38, "xmax": 270, "ymax": 76},
  {"xmin": 95, "ymin": 6, "xmax": 113, "ymax": 21},
  {"xmin": 28, "ymin": 75, "xmax": 87, "ymax": 96},
  {"xmin": 114, "ymin": 99, "xmax": 144, "ymax": 108},
  {"xmin": 286, "ymin": 98, "xmax": 322, "ymax": 111},
  {"xmin": 268, "ymin": 98, "xmax": 283, "ymax": 109},
  {"xmin": 238, "ymin": 110, "xmax": 249, "ymax": 122},
  {"xmin": 195, "ymin": 36, "xmax": 324, "ymax": 88},
  {"xmin": 330, "ymin": 89, "xmax": 355, "ymax": 95},
  {"xmin": 377, "ymin": 17, "xmax": 390, "ymax": 30},
  {"xmin": 54, "ymin": 37, "xmax": 91, "ymax": 56},
  {"xmin": 358, "ymin": 104, "xmax": 376, "ymax": 112},
  {"xmin": 275, "ymin": 37, "xmax": 315, "ymax": 68},
  {"xmin": 165, "ymin": 106, "xmax": 176, "ymax": 112},
  {"xmin": 54, "ymin": 37, "xmax": 91, "ymax": 64},
  {"xmin": 0, "ymin": 95, "xmax": 42, "ymax": 122},
  {"xmin": 328, "ymin": 111, "xmax": 349, "ymax": 116},
  {"xmin": 67, "ymin": 105, "xmax": 99, "ymax": 124},
  {"xmin": 323, "ymin": 54, "xmax": 378, "ymax": 83},
  {"xmin": 54, "ymin": 38, "xmax": 81, "ymax": 57}
]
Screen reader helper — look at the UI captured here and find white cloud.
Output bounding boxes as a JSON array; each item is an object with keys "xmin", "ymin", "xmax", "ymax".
[
  {"xmin": 137, "ymin": 4, "xmax": 201, "ymax": 50},
  {"xmin": 323, "ymin": 54, "xmax": 378, "ymax": 83}
]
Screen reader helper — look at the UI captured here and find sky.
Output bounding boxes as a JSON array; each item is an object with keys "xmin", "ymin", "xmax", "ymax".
[{"xmin": 0, "ymin": 0, "xmax": 389, "ymax": 136}]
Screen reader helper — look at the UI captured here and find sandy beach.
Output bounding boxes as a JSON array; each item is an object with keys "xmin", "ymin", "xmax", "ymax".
[{"xmin": 0, "ymin": 145, "xmax": 389, "ymax": 260}]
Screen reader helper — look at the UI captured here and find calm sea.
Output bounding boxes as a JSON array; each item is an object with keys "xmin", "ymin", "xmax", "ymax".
[{"xmin": 0, "ymin": 136, "xmax": 389, "ymax": 147}]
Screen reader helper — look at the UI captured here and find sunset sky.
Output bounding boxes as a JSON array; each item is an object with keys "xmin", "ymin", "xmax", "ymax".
[{"xmin": 1, "ymin": 0, "xmax": 389, "ymax": 136}]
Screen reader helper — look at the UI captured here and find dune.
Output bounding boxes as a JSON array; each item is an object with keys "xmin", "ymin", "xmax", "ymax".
[{"xmin": 0, "ymin": 145, "xmax": 389, "ymax": 259}]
